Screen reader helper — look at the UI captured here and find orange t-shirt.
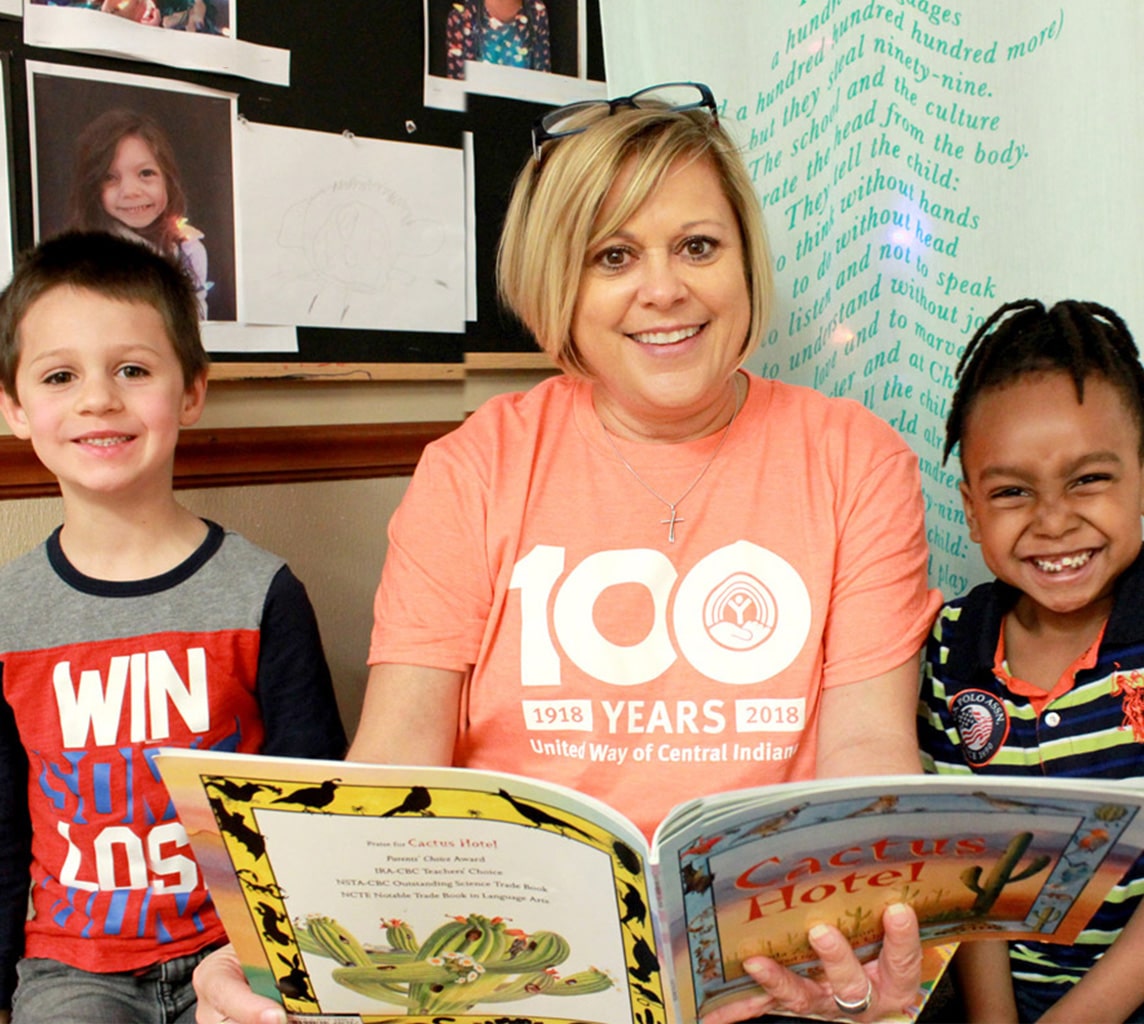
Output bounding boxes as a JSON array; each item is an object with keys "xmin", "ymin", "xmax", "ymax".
[{"xmin": 371, "ymin": 372, "xmax": 939, "ymax": 839}]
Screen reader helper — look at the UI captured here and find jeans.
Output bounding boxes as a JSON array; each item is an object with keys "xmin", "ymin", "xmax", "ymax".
[{"xmin": 12, "ymin": 946, "xmax": 220, "ymax": 1024}]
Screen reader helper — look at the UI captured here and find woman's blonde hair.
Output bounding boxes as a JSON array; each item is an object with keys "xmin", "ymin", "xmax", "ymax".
[{"xmin": 497, "ymin": 101, "xmax": 772, "ymax": 375}]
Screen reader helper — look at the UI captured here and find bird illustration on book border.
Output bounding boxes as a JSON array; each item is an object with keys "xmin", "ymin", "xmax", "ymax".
[{"xmin": 270, "ymin": 777, "xmax": 342, "ymax": 811}]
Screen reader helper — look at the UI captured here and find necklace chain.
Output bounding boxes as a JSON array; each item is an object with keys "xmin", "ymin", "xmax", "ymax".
[{"xmin": 600, "ymin": 393, "xmax": 740, "ymax": 543}]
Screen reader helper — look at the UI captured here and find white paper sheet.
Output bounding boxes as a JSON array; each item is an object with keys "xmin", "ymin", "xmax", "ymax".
[
  {"xmin": 0, "ymin": 60, "xmax": 13, "ymax": 286},
  {"xmin": 200, "ymin": 322, "xmax": 297, "ymax": 354},
  {"xmin": 23, "ymin": 3, "xmax": 288, "ymax": 86},
  {"xmin": 237, "ymin": 121, "xmax": 466, "ymax": 334}
]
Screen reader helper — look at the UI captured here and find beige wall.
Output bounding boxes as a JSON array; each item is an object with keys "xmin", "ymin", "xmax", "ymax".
[
  {"xmin": 0, "ymin": 369, "xmax": 556, "ymax": 742},
  {"xmin": 187, "ymin": 478, "xmax": 410, "ymax": 738},
  {"xmin": 0, "ymin": 479, "xmax": 406, "ymax": 739}
]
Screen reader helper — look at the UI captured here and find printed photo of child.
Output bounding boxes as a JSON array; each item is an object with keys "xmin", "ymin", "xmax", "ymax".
[
  {"xmin": 29, "ymin": 62, "xmax": 237, "ymax": 321},
  {"xmin": 69, "ymin": 109, "xmax": 211, "ymax": 317},
  {"xmin": 443, "ymin": 0, "xmax": 551, "ymax": 80},
  {"xmin": 28, "ymin": 0, "xmax": 230, "ymax": 34},
  {"xmin": 423, "ymin": 0, "xmax": 601, "ymax": 109}
]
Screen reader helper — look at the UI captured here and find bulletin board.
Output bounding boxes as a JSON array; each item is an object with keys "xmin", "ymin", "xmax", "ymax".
[{"xmin": 0, "ymin": 2, "xmax": 605, "ymax": 372}]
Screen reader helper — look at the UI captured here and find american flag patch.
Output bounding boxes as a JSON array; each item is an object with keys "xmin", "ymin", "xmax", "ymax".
[{"xmin": 950, "ymin": 689, "xmax": 1009, "ymax": 767}]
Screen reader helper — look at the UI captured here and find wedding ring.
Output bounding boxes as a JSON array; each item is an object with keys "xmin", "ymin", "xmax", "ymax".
[{"xmin": 832, "ymin": 977, "xmax": 874, "ymax": 1016}]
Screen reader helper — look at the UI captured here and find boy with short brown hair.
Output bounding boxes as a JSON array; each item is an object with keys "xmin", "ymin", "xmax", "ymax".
[{"xmin": 0, "ymin": 231, "xmax": 346, "ymax": 1023}]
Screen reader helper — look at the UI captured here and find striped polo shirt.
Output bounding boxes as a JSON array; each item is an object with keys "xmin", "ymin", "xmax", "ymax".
[{"xmin": 918, "ymin": 553, "xmax": 1144, "ymax": 995}]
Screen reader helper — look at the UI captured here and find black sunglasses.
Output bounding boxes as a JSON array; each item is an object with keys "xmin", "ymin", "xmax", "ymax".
[{"xmin": 531, "ymin": 81, "xmax": 718, "ymax": 163}]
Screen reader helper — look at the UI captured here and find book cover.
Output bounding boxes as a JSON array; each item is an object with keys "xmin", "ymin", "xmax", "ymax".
[
  {"xmin": 157, "ymin": 750, "xmax": 1144, "ymax": 1023},
  {"xmin": 653, "ymin": 776, "xmax": 1144, "ymax": 1021}
]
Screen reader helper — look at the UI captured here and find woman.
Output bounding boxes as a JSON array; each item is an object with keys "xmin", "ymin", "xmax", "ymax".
[{"xmin": 193, "ymin": 82, "xmax": 939, "ymax": 1024}]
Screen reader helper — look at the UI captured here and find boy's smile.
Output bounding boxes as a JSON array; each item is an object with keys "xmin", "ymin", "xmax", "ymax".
[
  {"xmin": 0, "ymin": 285, "xmax": 205, "ymax": 505},
  {"xmin": 959, "ymin": 371, "xmax": 1144, "ymax": 628}
]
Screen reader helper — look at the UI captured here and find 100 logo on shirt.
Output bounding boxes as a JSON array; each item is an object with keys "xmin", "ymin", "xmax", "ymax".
[{"xmin": 510, "ymin": 541, "xmax": 813, "ymax": 685}]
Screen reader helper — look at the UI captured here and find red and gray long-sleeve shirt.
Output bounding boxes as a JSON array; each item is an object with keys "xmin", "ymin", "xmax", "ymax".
[{"xmin": 0, "ymin": 521, "xmax": 346, "ymax": 1007}]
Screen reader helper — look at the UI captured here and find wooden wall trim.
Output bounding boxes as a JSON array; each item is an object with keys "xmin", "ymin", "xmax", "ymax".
[
  {"xmin": 206, "ymin": 363, "xmax": 464, "ymax": 382},
  {"xmin": 464, "ymin": 352, "xmax": 554, "ymax": 371},
  {"xmin": 0, "ymin": 421, "xmax": 461, "ymax": 500}
]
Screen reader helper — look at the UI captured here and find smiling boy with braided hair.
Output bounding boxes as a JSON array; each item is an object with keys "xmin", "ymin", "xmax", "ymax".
[{"xmin": 919, "ymin": 298, "xmax": 1144, "ymax": 1022}]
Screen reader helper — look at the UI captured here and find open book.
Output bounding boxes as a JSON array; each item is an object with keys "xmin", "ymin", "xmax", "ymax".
[{"xmin": 157, "ymin": 749, "xmax": 1144, "ymax": 1023}]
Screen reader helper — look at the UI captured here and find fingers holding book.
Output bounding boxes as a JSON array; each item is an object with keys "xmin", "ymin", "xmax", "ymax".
[{"xmin": 700, "ymin": 903, "xmax": 923, "ymax": 1023}]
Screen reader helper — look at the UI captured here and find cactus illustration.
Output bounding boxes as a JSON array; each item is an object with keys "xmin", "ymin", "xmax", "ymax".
[
  {"xmin": 295, "ymin": 912, "xmax": 611, "ymax": 1012},
  {"xmin": 424, "ymin": 964, "xmax": 613, "ymax": 1013},
  {"xmin": 381, "ymin": 918, "xmax": 418, "ymax": 953},
  {"xmin": 294, "ymin": 922, "xmax": 326, "ymax": 959},
  {"xmin": 925, "ymin": 886, "xmax": 948, "ymax": 910},
  {"xmin": 305, "ymin": 914, "xmax": 374, "ymax": 967},
  {"xmin": 840, "ymin": 905, "xmax": 872, "ymax": 938},
  {"xmin": 898, "ymin": 883, "xmax": 921, "ymax": 904},
  {"xmin": 960, "ymin": 832, "xmax": 1050, "ymax": 916}
]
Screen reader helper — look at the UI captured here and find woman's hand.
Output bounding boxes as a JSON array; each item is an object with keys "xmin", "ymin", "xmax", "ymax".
[
  {"xmin": 192, "ymin": 944, "xmax": 286, "ymax": 1024},
  {"xmin": 701, "ymin": 903, "xmax": 923, "ymax": 1023},
  {"xmin": 191, "ymin": 907, "xmax": 922, "ymax": 1024}
]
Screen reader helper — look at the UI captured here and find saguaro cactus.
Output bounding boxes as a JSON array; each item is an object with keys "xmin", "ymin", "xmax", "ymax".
[{"xmin": 960, "ymin": 832, "xmax": 1050, "ymax": 916}]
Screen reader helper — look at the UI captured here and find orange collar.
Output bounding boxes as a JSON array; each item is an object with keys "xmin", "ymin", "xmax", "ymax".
[{"xmin": 993, "ymin": 617, "xmax": 1105, "ymax": 715}]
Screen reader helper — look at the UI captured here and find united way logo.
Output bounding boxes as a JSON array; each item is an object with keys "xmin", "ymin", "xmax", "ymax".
[
  {"xmin": 950, "ymin": 690, "xmax": 1009, "ymax": 766},
  {"xmin": 703, "ymin": 573, "xmax": 778, "ymax": 651},
  {"xmin": 674, "ymin": 541, "xmax": 811, "ymax": 684}
]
